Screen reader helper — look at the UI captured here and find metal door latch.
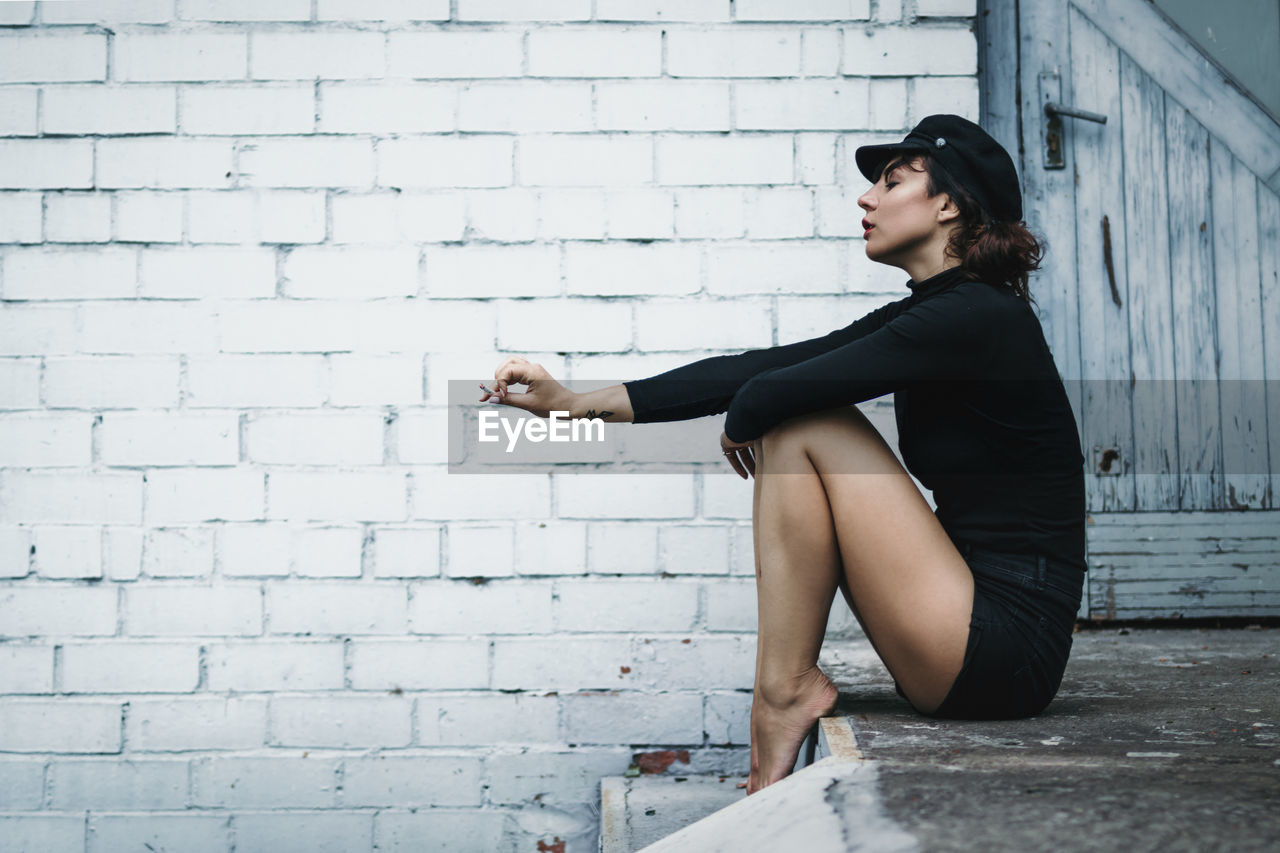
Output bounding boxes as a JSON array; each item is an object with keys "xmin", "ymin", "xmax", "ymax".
[{"xmin": 1039, "ymin": 71, "xmax": 1108, "ymax": 170}]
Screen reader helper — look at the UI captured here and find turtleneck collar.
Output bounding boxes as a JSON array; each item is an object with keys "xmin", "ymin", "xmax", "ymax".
[{"xmin": 905, "ymin": 264, "xmax": 970, "ymax": 297}]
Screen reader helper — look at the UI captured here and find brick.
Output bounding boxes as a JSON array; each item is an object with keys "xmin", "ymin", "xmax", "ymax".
[
  {"xmin": 0, "ymin": 471, "xmax": 142, "ymax": 524},
  {"xmin": 485, "ymin": 748, "xmax": 631, "ymax": 804},
  {"xmin": 0, "ymin": 526, "xmax": 32, "ymax": 579},
  {"xmin": 705, "ymin": 691, "xmax": 751, "ymax": 744},
  {"xmin": 250, "ymin": 31, "xmax": 385, "ymax": 80},
  {"xmin": 706, "ymin": 241, "xmax": 842, "ymax": 294},
  {"xmin": 875, "ymin": 0, "xmax": 903, "ymax": 20},
  {"xmin": 116, "ymin": 189, "xmax": 184, "ymax": 243},
  {"xmin": 0, "ymin": 192, "xmax": 42, "ymax": 243},
  {"xmin": 43, "ymin": 356, "xmax": 181, "ymax": 409},
  {"xmin": 0, "ymin": 305, "xmax": 76, "ymax": 355},
  {"xmin": 591, "ymin": 79, "xmax": 727, "ymax": 131},
  {"xmin": 0, "ymin": 413, "xmax": 92, "ymax": 467},
  {"xmin": 393, "ymin": 408, "xmax": 448, "ymax": 464},
  {"xmin": 372, "ymin": 526, "xmax": 442, "ymax": 578},
  {"xmin": 215, "ymin": 302, "xmax": 359, "ymax": 353},
  {"xmin": 43, "ymin": 83, "xmax": 175, "ymax": 135},
  {"xmin": 842, "ymin": 25, "xmax": 976, "ymax": 75},
  {"xmin": 182, "ymin": 84, "xmax": 315, "ymax": 135},
  {"xmin": 797, "ymin": 133, "xmax": 839, "ymax": 185},
  {"xmin": 629, "ymin": 635, "xmax": 755, "ymax": 689},
  {"xmin": 104, "ymin": 526, "xmax": 144, "ymax": 580},
  {"xmin": 245, "ymin": 412, "xmax": 384, "ymax": 466},
  {"xmin": 496, "ymin": 299, "xmax": 632, "ymax": 352},
  {"xmin": 139, "ymin": 247, "xmax": 276, "ymax": 298},
  {"xmin": 207, "ymin": 640, "xmax": 343, "ymax": 691},
  {"xmin": 703, "ymin": 578, "xmax": 758, "ymax": 631},
  {"xmin": 408, "ymin": 579, "xmax": 553, "ymax": 634},
  {"xmin": 269, "ymin": 695, "xmax": 412, "ymax": 748},
  {"xmin": 0, "ymin": 138, "xmax": 93, "ymax": 190},
  {"xmin": 0, "ymin": 643, "xmax": 53, "ymax": 694},
  {"xmin": 869, "ymin": 76, "xmax": 908, "ymax": 129},
  {"xmin": 375, "ymin": 810, "xmax": 507, "ymax": 853},
  {"xmin": 379, "ymin": 136, "xmax": 513, "ymax": 188},
  {"xmin": 674, "ymin": 187, "xmax": 746, "ymax": 238},
  {"xmin": 142, "ymin": 527, "xmax": 215, "ymax": 578},
  {"xmin": 659, "ymin": 525, "xmax": 732, "ymax": 575},
  {"xmin": 744, "ymin": 186, "xmax": 815, "ymax": 237},
  {"xmin": 319, "ymin": 81, "xmax": 454, "ymax": 134},
  {"xmin": 230, "ymin": 812, "xmax": 372, "ymax": 853},
  {"xmin": 352, "ymin": 300, "xmax": 496, "ymax": 354},
  {"xmin": 737, "ymin": 79, "xmax": 875, "ymax": 131},
  {"xmin": 425, "ymin": 243, "xmax": 559, "ymax": 298},
  {"xmin": 114, "ymin": 32, "xmax": 245, "ymax": 82},
  {"xmin": 125, "ymin": 585, "xmax": 263, "ymax": 637},
  {"xmin": 910, "ymin": 76, "xmax": 979, "ymax": 125},
  {"xmin": 126, "ymin": 697, "xmax": 267, "ymax": 751},
  {"xmin": 916, "ymin": 0, "xmax": 976, "ymax": 15},
  {"xmin": 0, "ymin": 582, "xmax": 117, "ymax": 638},
  {"xmin": 556, "ymin": 578, "xmax": 700, "ymax": 631},
  {"xmin": 513, "ymin": 520, "xmax": 588, "ymax": 576},
  {"xmin": 605, "ymin": 188, "xmax": 677, "ymax": 239},
  {"xmin": 343, "ymin": 754, "xmax": 484, "ymax": 807},
  {"xmin": 259, "ymin": 190, "xmax": 326, "ymax": 244},
  {"xmin": 0, "ymin": 815, "xmax": 84, "ymax": 853},
  {"xmin": 0, "ymin": 699, "xmax": 121, "ymax": 752},
  {"xmin": 802, "ymin": 28, "xmax": 841, "ymax": 75},
  {"xmin": 656, "ymin": 134, "xmax": 793, "ymax": 185},
  {"xmin": 668, "ymin": 29, "xmax": 801, "ymax": 77},
  {"xmin": 79, "ymin": 301, "xmax": 219, "ymax": 354},
  {"xmin": 185, "ymin": 353, "xmax": 325, "ymax": 408},
  {"xmin": 387, "ymin": 30, "xmax": 522, "ymax": 78},
  {"xmin": 528, "ymin": 28, "xmax": 661, "ymax": 77},
  {"xmin": 33, "ymin": 525, "xmax": 102, "ymax": 579},
  {"xmin": 816, "ymin": 185, "xmax": 866, "ymax": 235},
  {"xmin": 48, "ymin": 757, "xmax": 189, "ymax": 810},
  {"xmin": 192, "ymin": 755, "xmax": 336, "ymax": 808},
  {"xmin": 0, "ymin": 32, "xmax": 106, "ymax": 83},
  {"xmin": 182, "ymin": 0, "xmax": 311, "ymax": 22},
  {"xmin": 0, "ymin": 758, "xmax": 45, "ymax": 809},
  {"xmin": 636, "ymin": 298, "xmax": 771, "ymax": 351},
  {"xmin": 562, "ymin": 691, "xmax": 704, "ymax": 744},
  {"xmin": 445, "ymin": 523, "xmax": 515, "ymax": 579},
  {"xmin": 44, "ymin": 191, "xmax": 111, "ymax": 243},
  {"xmin": 330, "ymin": 355, "xmax": 423, "ymax": 406},
  {"xmin": 457, "ymin": 0, "xmax": 591, "ymax": 21},
  {"xmin": 99, "ymin": 412, "xmax": 238, "ymax": 466},
  {"xmin": 2, "ymin": 246, "xmax": 135, "ymax": 300},
  {"xmin": 97, "ymin": 138, "xmax": 235, "ymax": 189},
  {"xmin": 563, "ymin": 242, "xmax": 698, "ymax": 296},
  {"xmin": 736, "ymin": 0, "xmax": 870, "ymax": 20},
  {"xmin": 701, "ymin": 472, "xmax": 754, "ymax": 519},
  {"xmin": 144, "ymin": 469, "xmax": 265, "ymax": 524},
  {"xmin": 411, "ymin": 470, "xmax": 551, "ymax": 520},
  {"xmin": 467, "ymin": 187, "xmax": 540, "ymax": 242},
  {"xmin": 61, "ymin": 642, "xmax": 200, "ymax": 693},
  {"xmin": 586, "ymin": 522, "xmax": 660, "ymax": 574},
  {"xmin": 538, "ymin": 188, "xmax": 608, "ymax": 239},
  {"xmin": 87, "ymin": 814, "xmax": 230, "ymax": 853},
  {"xmin": 239, "ymin": 138, "xmax": 374, "ymax": 189},
  {"xmin": 556, "ymin": 473, "xmax": 695, "ymax": 519},
  {"xmin": 491, "ymin": 636, "xmax": 635, "ymax": 690},
  {"xmin": 266, "ymin": 581, "xmax": 408, "ymax": 635},
  {"xmin": 333, "ymin": 191, "xmax": 466, "ymax": 244},
  {"xmin": 597, "ymin": 0, "xmax": 729, "ymax": 21},
  {"xmin": 417, "ymin": 692, "xmax": 559, "ymax": 745},
  {"xmin": 268, "ymin": 471, "xmax": 407, "ymax": 523},
  {"xmin": 42, "ymin": 1, "xmax": 173, "ymax": 24},
  {"xmin": 777, "ymin": 294, "xmax": 886, "ymax": 340},
  {"xmin": 295, "ymin": 527, "xmax": 364, "ymax": 578},
  {"xmin": 217, "ymin": 524, "xmax": 290, "ymax": 577},
  {"xmin": 349, "ymin": 638, "xmax": 489, "ymax": 690},
  {"xmin": 518, "ymin": 133, "xmax": 652, "ymax": 185},
  {"xmin": 282, "ymin": 246, "xmax": 421, "ymax": 298}
]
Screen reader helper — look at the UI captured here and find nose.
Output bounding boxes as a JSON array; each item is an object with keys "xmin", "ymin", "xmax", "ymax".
[{"xmin": 857, "ymin": 186, "xmax": 875, "ymax": 211}]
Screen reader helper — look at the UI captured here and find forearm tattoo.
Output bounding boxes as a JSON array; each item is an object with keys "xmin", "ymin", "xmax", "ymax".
[{"xmin": 583, "ymin": 409, "xmax": 614, "ymax": 420}]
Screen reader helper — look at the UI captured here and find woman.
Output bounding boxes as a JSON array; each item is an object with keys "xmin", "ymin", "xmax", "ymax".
[{"xmin": 481, "ymin": 115, "xmax": 1087, "ymax": 795}]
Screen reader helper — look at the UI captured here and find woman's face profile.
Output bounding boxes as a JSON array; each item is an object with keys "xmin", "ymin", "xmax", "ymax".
[{"xmin": 857, "ymin": 157, "xmax": 954, "ymax": 269}]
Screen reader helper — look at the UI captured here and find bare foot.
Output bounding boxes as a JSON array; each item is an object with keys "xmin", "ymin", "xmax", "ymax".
[{"xmin": 747, "ymin": 666, "xmax": 839, "ymax": 794}]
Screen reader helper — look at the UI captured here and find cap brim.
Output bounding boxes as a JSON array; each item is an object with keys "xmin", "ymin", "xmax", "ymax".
[{"xmin": 854, "ymin": 141, "xmax": 928, "ymax": 183}]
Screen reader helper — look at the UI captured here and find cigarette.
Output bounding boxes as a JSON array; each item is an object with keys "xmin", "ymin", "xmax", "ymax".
[{"xmin": 479, "ymin": 382, "xmax": 501, "ymax": 396}]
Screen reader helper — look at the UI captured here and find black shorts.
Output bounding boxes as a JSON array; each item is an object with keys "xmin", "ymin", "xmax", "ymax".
[{"xmin": 894, "ymin": 540, "xmax": 1084, "ymax": 720}]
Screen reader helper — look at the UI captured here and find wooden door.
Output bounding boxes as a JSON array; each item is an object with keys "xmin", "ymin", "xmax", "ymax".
[{"xmin": 981, "ymin": 0, "xmax": 1280, "ymax": 619}]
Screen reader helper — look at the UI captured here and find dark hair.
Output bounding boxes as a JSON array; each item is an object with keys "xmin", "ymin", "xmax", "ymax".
[{"xmin": 877, "ymin": 153, "xmax": 1044, "ymax": 306}]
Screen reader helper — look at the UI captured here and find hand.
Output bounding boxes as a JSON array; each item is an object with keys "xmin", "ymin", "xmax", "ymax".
[
  {"xmin": 480, "ymin": 356, "xmax": 574, "ymax": 418},
  {"xmin": 721, "ymin": 431, "xmax": 758, "ymax": 480}
]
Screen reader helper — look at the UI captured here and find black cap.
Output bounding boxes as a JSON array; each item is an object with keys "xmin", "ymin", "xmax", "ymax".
[{"xmin": 855, "ymin": 114, "xmax": 1022, "ymax": 222}]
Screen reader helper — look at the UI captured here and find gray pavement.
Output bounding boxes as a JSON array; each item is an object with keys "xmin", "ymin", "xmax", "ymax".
[
  {"xmin": 606, "ymin": 626, "xmax": 1280, "ymax": 852},
  {"xmin": 822, "ymin": 625, "xmax": 1280, "ymax": 852}
]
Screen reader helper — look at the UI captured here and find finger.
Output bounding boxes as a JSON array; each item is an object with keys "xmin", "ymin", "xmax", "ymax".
[
  {"xmin": 726, "ymin": 450, "xmax": 747, "ymax": 480},
  {"xmin": 743, "ymin": 447, "xmax": 756, "ymax": 478}
]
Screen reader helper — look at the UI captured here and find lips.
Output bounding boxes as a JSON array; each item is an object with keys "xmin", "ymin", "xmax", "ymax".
[{"xmin": 862, "ymin": 219, "xmax": 874, "ymax": 236}]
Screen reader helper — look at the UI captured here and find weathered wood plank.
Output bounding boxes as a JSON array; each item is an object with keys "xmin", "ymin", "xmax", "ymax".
[
  {"xmin": 1258, "ymin": 183, "xmax": 1280, "ymax": 510},
  {"xmin": 1119, "ymin": 54, "xmax": 1178, "ymax": 511},
  {"xmin": 1069, "ymin": 8, "xmax": 1135, "ymax": 512},
  {"xmin": 1163, "ymin": 104, "xmax": 1223, "ymax": 510},
  {"xmin": 1211, "ymin": 142, "xmax": 1269, "ymax": 508}
]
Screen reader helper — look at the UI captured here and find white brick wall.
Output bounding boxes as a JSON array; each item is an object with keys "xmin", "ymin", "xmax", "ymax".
[{"xmin": 0, "ymin": 3, "xmax": 974, "ymax": 850}]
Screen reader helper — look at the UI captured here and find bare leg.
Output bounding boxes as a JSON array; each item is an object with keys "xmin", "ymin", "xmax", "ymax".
[{"xmin": 747, "ymin": 406, "xmax": 974, "ymax": 793}]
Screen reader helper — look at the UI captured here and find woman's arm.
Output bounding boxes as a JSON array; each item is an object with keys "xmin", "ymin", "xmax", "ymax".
[{"xmin": 483, "ymin": 356, "xmax": 635, "ymax": 422}]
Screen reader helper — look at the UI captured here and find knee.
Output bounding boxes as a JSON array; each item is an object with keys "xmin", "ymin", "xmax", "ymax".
[{"xmin": 760, "ymin": 406, "xmax": 873, "ymax": 452}]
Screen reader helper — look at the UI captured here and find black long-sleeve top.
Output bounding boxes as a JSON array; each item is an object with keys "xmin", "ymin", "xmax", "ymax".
[{"xmin": 622, "ymin": 266, "xmax": 1088, "ymax": 572}]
